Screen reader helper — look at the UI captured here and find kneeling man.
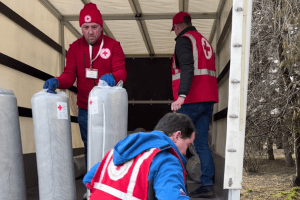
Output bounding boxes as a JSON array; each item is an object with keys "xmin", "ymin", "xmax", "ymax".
[{"xmin": 84, "ymin": 113, "xmax": 196, "ymax": 199}]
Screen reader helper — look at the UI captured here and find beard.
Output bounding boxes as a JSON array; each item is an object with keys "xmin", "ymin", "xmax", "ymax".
[{"xmin": 86, "ymin": 37, "xmax": 97, "ymax": 45}]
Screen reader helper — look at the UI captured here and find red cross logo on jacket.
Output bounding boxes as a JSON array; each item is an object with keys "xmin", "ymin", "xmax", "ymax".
[{"xmin": 100, "ymin": 48, "xmax": 111, "ymax": 59}]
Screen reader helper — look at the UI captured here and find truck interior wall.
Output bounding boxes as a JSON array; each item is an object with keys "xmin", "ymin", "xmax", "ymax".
[
  {"xmin": 211, "ymin": 31, "xmax": 217, "ymax": 53},
  {"xmin": 64, "ymin": 26, "xmax": 78, "ymax": 53},
  {"xmin": 216, "ymin": 31, "xmax": 231, "ymax": 157},
  {"xmin": 210, "ymin": 0, "xmax": 233, "ymax": 156},
  {"xmin": 0, "ymin": 1, "xmax": 83, "ymax": 189},
  {"xmin": 209, "ymin": 0, "xmax": 233, "ymax": 199},
  {"xmin": 220, "ymin": 0, "xmax": 233, "ymax": 36},
  {"xmin": 1, "ymin": 0, "xmax": 60, "ymax": 44}
]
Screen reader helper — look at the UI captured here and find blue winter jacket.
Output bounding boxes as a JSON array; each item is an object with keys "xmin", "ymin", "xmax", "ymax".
[{"xmin": 83, "ymin": 130, "xmax": 189, "ymax": 199}]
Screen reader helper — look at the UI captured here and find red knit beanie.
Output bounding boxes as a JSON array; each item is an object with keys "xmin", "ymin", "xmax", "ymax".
[{"xmin": 79, "ymin": 3, "xmax": 103, "ymax": 27}]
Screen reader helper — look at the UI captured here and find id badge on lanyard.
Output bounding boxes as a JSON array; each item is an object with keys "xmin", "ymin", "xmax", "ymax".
[
  {"xmin": 86, "ymin": 68, "xmax": 98, "ymax": 79},
  {"xmin": 85, "ymin": 39, "xmax": 104, "ymax": 79}
]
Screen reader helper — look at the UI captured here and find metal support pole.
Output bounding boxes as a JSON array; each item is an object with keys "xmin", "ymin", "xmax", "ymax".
[
  {"xmin": 128, "ymin": 0, "xmax": 155, "ymax": 57},
  {"xmin": 228, "ymin": 189, "xmax": 241, "ymax": 200}
]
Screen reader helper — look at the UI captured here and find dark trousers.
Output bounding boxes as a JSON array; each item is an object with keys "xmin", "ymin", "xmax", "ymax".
[
  {"xmin": 177, "ymin": 102, "xmax": 214, "ymax": 186},
  {"xmin": 78, "ymin": 107, "xmax": 88, "ymax": 167}
]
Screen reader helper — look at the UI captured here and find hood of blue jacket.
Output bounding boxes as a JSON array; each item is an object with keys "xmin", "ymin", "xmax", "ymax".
[{"xmin": 113, "ymin": 130, "xmax": 187, "ymax": 167}]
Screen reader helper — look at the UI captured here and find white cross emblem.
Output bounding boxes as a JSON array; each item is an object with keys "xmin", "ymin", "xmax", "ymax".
[
  {"xmin": 84, "ymin": 15, "xmax": 91, "ymax": 23},
  {"xmin": 201, "ymin": 38, "xmax": 212, "ymax": 59},
  {"xmin": 100, "ymin": 48, "xmax": 111, "ymax": 59}
]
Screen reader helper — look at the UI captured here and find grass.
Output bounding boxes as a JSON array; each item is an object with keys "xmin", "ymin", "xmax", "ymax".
[{"xmin": 273, "ymin": 188, "xmax": 300, "ymax": 200}]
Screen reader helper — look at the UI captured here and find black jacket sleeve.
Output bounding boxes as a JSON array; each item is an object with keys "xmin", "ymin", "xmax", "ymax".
[{"xmin": 175, "ymin": 37, "xmax": 194, "ymax": 96}]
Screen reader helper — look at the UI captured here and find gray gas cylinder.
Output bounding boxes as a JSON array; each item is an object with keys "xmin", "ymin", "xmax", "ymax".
[
  {"xmin": 0, "ymin": 89, "xmax": 26, "ymax": 200},
  {"xmin": 87, "ymin": 81, "xmax": 128, "ymax": 170},
  {"xmin": 31, "ymin": 90, "xmax": 76, "ymax": 200}
]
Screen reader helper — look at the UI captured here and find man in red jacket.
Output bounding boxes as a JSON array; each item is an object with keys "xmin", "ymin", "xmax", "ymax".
[
  {"xmin": 43, "ymin": 3, "xmax": 127, "ymax": 167},
  {"xmin": 171, "ymin": 11, "xmax": 219, "ymax": 198}
]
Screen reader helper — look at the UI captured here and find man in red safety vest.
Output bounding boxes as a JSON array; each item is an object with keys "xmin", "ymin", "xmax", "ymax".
[
  {"xmin": 170, "ymin": 11, "xmax": 219, "ymax": 198},
  {"xmin": 83, "ymin": 113, "xmax": 196, "ymax": 199}
]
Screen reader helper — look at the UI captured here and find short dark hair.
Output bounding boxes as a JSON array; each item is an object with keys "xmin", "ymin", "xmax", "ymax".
[{"xmin": 154, "ymin": 113, "xmax": 196, "ymax": 139}]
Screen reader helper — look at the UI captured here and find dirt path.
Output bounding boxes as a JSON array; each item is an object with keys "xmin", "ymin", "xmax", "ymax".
[{"xmin": 241, "ymin": 158, "xmax": 298, "ymax": 199}]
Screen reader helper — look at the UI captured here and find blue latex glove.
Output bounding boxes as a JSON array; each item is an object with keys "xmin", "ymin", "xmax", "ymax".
[
  {"xmin": 100, "ymin": 74, "xmax": 115, "ymax": 86},
  {"xmin": 43, "ymin": 78, "xmax": 59, "ymax": 94}
]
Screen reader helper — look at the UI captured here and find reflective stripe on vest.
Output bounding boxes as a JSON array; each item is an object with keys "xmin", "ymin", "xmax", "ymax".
[
  {"xmin": 93, "ymin": 148, "xmax": 156, "ymax": 199},
  {"xmin": 99, "ymin": 149, "xmax": 114, "ymax": 183},
  {"xmin": 172, "ymin": 33, "xmax": 216, "ymax": 81},
  {"xmin": 93, "ymin": 183, "xmax": 141, "ymax": 200},
  {"xmin": 172, "ymin": 60, "xmax": 180, "ymax": 75}
]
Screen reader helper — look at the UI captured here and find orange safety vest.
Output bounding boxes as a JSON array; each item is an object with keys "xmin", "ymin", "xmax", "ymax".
[
  {"xmin": 87, "ymin": 148, "xmax": 186, "ymax": 200},
  {"xmin": 172, "ymin": 30, "xmax": 219, "ymax": 104}
]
